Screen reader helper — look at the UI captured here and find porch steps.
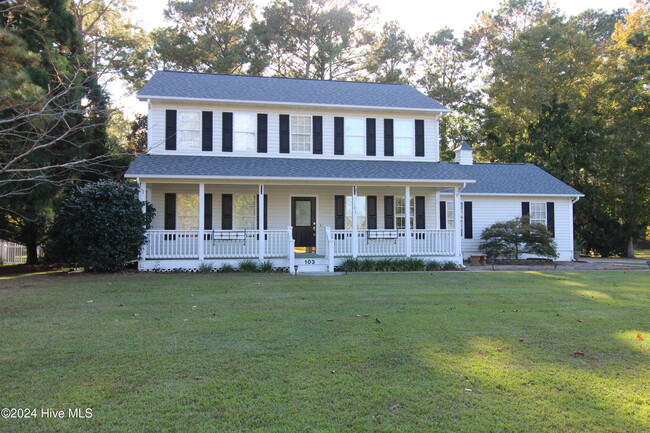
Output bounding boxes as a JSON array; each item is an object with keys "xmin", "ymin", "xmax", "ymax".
[{"xmin": 293, "ymin": 255, "xmax": 329, "ymax": 273}]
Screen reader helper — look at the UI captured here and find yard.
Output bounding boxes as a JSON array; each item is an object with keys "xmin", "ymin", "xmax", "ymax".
[{"xmin": 0, "ymin": 271, "xmax": 648, "ymax": 432}]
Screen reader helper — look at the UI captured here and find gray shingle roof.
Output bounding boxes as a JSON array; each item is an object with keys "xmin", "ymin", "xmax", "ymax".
[
  {"xmin": 126, "ymin": 155, "xmax": 582, "ymax": 196},
  {"xmin": 138, "ymin": 71, "xmax": 448, "ymax": 111}
]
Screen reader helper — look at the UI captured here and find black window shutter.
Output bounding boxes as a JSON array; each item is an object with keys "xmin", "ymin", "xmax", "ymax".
[
  {"xmin": 222, "ymin": 112, "xmax": 233, "ymax": 152},
  {"xmin": 313, "ymin": 116, "xmax": 323, "ymax": 154},
  {"xmin": 415, "ymin": 119, "xmax": 425, "ymax": 157},
  {"xmin": 463, "ymin": 201, "xmax": 473, "ymax": 239},
  {"xmin": 202, "ymin": 111, "xmax": 213, "ymax": 151},
  {"xmin": 367, "ymin": 196, "xmax": 377, "ymax": 229},
  {"xmin": 439, "ymin": 201, "xmax": 447, "ymax": 229},
  {"xmin": 257, "ymin": 113, "xmax": 268, "ymax": 153},
  {"xmin": 522, "ymin": 202, "xmax": 530, "ymax": 217},
  {"xmin": 334, "ymin": 117, "xmax": 344, "ymax": 155},
  {"xmin": 384, "ymin": 119, "xmax": 394, "ymax": 156},
  {"xmin": 546, "ymin": 202, "xmax": 555, "ymax": 237},
  {"xmin": 415, "ymin": 196, "xmax": 426, "ymax": 229},
  {"xmin": 204, "ymin": 194, "xmax": 213, "ymax": 230},
  {"xmin": 165, "ymin": 110, "xmax": 176, "ymax": 150},
  {"xmin": 256, "ymin": 194, "xmax": 268, "ymax": 229},
  {"xmin": 279, "ymin": 114, "xmax": 290, "ymax": 153},
  {"xmin": 222, "ymin": 194, "xmax": 233, "ymax": 230},
  {"xmin": 366, "ymin": 118, "xmax": 376, "ymax": 156},
  {"xmin": 384, "ymin": 196, "xmax": 394, "ymax": 229},
  {"xmin": 334, "ymin": 195, "xmax": 345, "ymax": 229},
  {"xmin": 164, "ymin": 193, "xmax": 176, "ymax": 230}
]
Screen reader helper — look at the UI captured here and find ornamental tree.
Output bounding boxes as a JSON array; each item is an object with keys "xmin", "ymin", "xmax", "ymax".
[{"xmin": 479, "ymin": 216, "xmax": 558, "ymax": 259}]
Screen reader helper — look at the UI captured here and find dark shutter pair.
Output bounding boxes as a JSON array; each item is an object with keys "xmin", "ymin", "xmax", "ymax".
[
  {"xmin": 221, "ymin": 194, "xmax": 267, "ymax": 230},
  {"xmin": 382, "ymin": 119, "xmax": 425, "ymax": 157},
  {"xmin": 522, "ymin": 201, "xmax": 555, "ymax": 236},
  {"xmin": 222, "ymin": 113, "xmax": 268, "ymax": 153},
  {"xmin": 380, "ymin": 196, "xmax": 425, "ymax": 229},
  {"xmin": 438, "ymin": 200, "xmax": 473, "ymax": 238},
  {"xmin": 164, "ymin": 193, "xmax": 213, "ymax": 230},
  {"xmin": 165, "ymin": 110, "xmax": 214, "ymax": 151},
  {"xmin": 335, "ymin": 117, "xmax": 378, "ymax": 156}
]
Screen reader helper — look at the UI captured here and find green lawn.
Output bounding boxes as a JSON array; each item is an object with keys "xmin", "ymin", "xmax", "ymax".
[{"xmin": 1, "ymin": 271, "xmax": 648, "ymax": 432}]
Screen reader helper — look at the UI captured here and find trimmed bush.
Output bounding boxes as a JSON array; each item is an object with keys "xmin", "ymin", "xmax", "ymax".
[
  {"xmin": 479, "ymin": 217, "xmax": 558, "ymax": 259},
  {"xmin": 198, "ymin": 262, "xmax": 215, "ymax": 273},
  {"xmin": 238, "ymin": 260, "xmax": 259, "ymax": 272},
  {"xmin": 425, "ymin": 260, "xmax": 442, "ymax": 271},
  {"xmin": 442, "ymin": 261, "xmax": 459, "ymax": 270},
  {"xmin": 48, "ymin": 180, "xmax": 153, "ymax": 272},
  {"xmin": 218, "ymin": 263, "xmax": 235, "ymax": 273}
]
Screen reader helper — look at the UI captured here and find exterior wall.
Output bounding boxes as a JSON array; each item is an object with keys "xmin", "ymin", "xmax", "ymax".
[
  {"xmin": 147, "ymin": 183, "xmax": 442, "ymax": 257},
  {"xmin": 439, "ymin": 194, "xmax": 575, "ymax": 261},
  {"xmin": 147, "ymin": 101, "xmax": 440, "ymax": 162}
]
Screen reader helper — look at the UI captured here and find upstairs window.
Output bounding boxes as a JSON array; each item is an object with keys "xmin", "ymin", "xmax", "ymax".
[
  {"xmin": 234, "ymin": 195, "xmax": 257, "ymax": 230},
  {"xmin": 394, "ymin": 119, "xmax": 414, "ymax": 156},
  {"xmin": 345, "ymin": 196, "xmax": 367, "ymax": 229},
  {"xmin": 345, "ymin": 117, "xmax": 365, "ymax": 155},
  {"xmin": 178, "ymin": 111, "xmax": 201, "ymax": 150},
  {"xmin": 177, "ymin": 194, "xmax": 199, "ymax": 229},
  {"xmin": 394, "ymin": 197, "xmax": 415, "ymax": 230},
  {"xmin": 234, "ymin": 112, "xmax": 256, "ymax": 152},
  {"xmin": 530, "ymin": 202, "xmax": 546, "ymax": 227},
  {"xmin": 291, "ymin": 115, "xmax": 311, "ymax": 152}
]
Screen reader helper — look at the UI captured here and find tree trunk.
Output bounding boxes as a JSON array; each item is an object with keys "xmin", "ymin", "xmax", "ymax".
[
  {"xmin": 626, "ymin": 236, "xmax": 635, "ymax": 258},
  {"xmin": 25, "ymin": 241, "xmax": 39, "ymax": 265}
]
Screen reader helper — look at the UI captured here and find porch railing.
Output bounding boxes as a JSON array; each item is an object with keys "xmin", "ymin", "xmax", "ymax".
[
  {"xmin": 0, "ymin": 241, "xmax": 28, "ymax": 264},
  {"xmin": 328, "ymin": 229, "xmax": 455, "ymax": 257},
  {"xmin": 144, "ymin": 229, "xmax": 291, "ymax": 260}
]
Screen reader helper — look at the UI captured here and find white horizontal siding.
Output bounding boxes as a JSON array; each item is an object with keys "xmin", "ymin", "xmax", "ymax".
[{"xmin": 147, "ymin": 101, "xmax": 441, "ymax": 162}]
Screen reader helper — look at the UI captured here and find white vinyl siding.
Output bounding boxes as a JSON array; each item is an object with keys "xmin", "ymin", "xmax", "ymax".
[
  {"xmin": 394, "ymin": 119, "xmax": 414, "ymax": 156},
  {"xmin": 291, "ymin": 115, "xmax": 311, "ymax": 152},
  {"xmin": 233, "ymin": 112, "xmax": 256, "ymax": 152},
  {"xmin": 177, "ymin": 111, "xmax": 201, "ymax": 150},
  {"xmin": 344, "ymin": 117, "xmax": 365, "ymax": 155}
]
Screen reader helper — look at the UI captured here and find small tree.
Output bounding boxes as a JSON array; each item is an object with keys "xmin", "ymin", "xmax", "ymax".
[
  {"xmin": 479, "ymin": 217, "xmax": 558, "ymax": 259},
  {"xmin": 48, "ymin": 180, "xmax": 153, "ymax": 272}
]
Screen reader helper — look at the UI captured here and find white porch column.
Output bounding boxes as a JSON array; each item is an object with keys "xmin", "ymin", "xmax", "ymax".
[
  {"xmin": 258, "ymin": 184, "xmax": 265, "ymax": 260},
  {"xmin": 453, "ymin": 186, "xmax": 462, "ymax": 259},
  {"xmin": 405, "ymin": 186, "xmax": 412, "ymax": 257},
  {"xmin": 198, "ymin": 183, "xmax": 205, "ymax": 261},
  {"xmin": 351, "ymin": 186, "xmax": 358, "ymax": 258},
  {"xmin": 138, "ymin": 179, "xmax": 147, "ymax": 260}
]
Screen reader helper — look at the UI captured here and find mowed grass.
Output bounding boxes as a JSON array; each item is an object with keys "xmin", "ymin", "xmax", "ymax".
[{"xmin": 0, "ymin": 271, "xmax": 648, "ymax": 433}]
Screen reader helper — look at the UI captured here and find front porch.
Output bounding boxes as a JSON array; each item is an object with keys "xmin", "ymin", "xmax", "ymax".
[{"xmin": 137, "ymin": 181, "xmax": 465, "ymax": 272}]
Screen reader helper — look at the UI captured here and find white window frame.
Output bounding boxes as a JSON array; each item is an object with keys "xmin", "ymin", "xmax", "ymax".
[
  {"xmin": 446, "ymin": 200, "xmax": 464, "ymax": 236},
  {"xmin": 345, "ymin": 196, "xmax": 367, "ymax": 230},
  {"xmin": 530, "ymin": 202, "xmax": 546, "ymax": 227},
  {"xmin": 290, "ymin": 115, "xmax": 312, "ymax": 152},
  {"xmin": 233, "ymin": 195, "xmax": 257, "ymax": 230},
  {"xmin": 394, "ymin": 119, "xmax": 415, "ymax": 156},
  {"xmin": 394, "ymin": 197, "xmax": 415, "ymax": 230},
  {"xmin": 177, "ymin": 110, "xmax": 201, "ymax": 151},
  {"xmin": 344, "ymin": 117, "xmax": 365, "ymax": 155},
  {"xmin": 177, "ymin": 193, "xmax": 199, "ymax": 230},
  {"xmin": 233, "ymin": 112, "xmax": 257, "ymax": 152}
]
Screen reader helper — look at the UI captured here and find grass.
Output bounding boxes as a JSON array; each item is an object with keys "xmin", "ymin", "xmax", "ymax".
[{"xmin": 0, "ymin": 271, "xmax": 648, "ymax": 432}]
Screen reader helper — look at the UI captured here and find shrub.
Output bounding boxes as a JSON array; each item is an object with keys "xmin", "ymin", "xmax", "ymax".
[
  {"xmin": 47, "ymin": 180, "xmax": 153, "ymax": 272},
  {"xmin": 425, "ymin": 260, "xmax": 442, "ymax": 271},
  {"xmin": 401, "ymin": 258, "xmax": 425, "ymax": 271},
  {"xmin": 259, "ymin": 260, "xmax": 274, "ymax": 273},
  {"xmin": 360, "ymin": 258, "xmax": 377, "ymax": 272},
  {"xmin": 218, "ymin": 263, "xmax": 235, "ymax": 273},
  {"xmin": 442, "ymin": 261, "xmax": 459, "ymax": 270},
  {"xmin": 375, "ymin": 258, "xmax": 395, "ymax": 272},
  {"xmin": 479, "ymin": 217, "xmax": 558, "ymax": 259},
  {"xmin": 238, "ymin": 260, "xmax": 259, "ymax": 272},
  {"xmin": 340, "ymin": 257, "xmax": 361, "ymax": 272},
  {"xmin": 198, "ymin": 262, "xmax": 214, "ymax": 273}
]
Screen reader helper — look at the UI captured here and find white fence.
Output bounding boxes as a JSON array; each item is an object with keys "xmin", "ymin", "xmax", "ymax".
[
  {"xmin": 327, "ymin": 229, "xmax": 455, "ymax": 257},
  {"xmin": 0, "ymin": 241, "xmax": 28, "ymax": 264},
  {"xmin": 145, "ymin": 229, "xmax": 290, "ymax": 259}
]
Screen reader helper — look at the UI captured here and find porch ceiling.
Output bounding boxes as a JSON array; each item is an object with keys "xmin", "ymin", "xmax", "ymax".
[{"xmin": 126, "ymin": 155, "xmax": 476, "ymax": 187}]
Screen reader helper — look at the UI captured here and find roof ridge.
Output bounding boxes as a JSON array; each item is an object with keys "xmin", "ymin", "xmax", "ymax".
[{"xmin": 156, "ymin": 70, "xmax": 409, "ymax": 86}]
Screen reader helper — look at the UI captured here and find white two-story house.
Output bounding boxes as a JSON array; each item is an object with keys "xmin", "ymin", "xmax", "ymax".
[{"xmin": 125, "ymin": 71, "xmax": 583, "ymax": 272}]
